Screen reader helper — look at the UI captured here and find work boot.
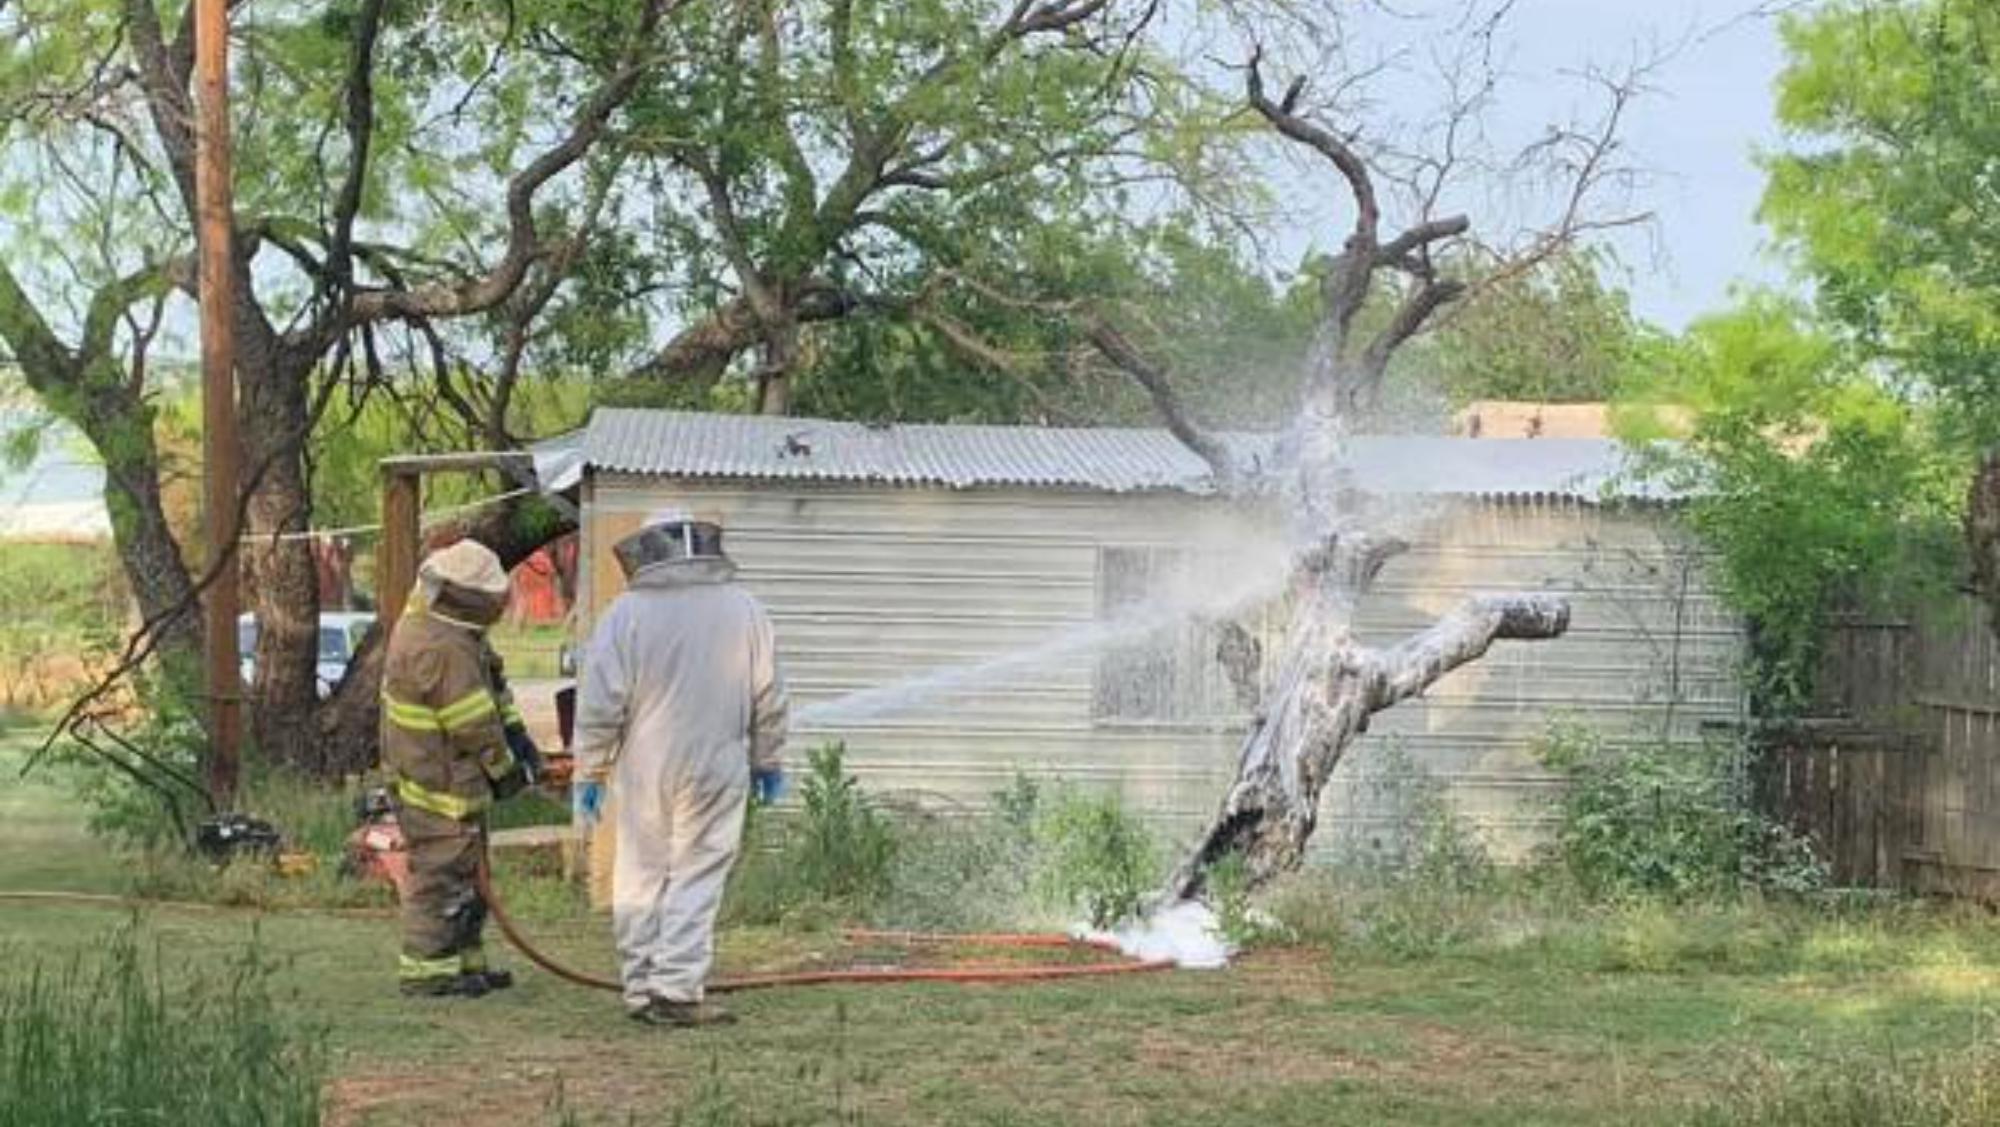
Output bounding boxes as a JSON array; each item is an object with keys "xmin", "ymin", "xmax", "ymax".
[
  {"xmin": 629, "ymin": 997, "xmax": 736, "ymax": 1028},
  {"xmin": 399, "ymin": 973, "xmax": 491, "ymax": 999},
  {"xmin": 479, "ymin": 969, "xmax": 515, "ymax": 991}
]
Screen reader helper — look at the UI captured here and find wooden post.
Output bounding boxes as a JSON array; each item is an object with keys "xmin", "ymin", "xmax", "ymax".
[
  {"xmin": 195, "ymin": 0, "xmax": 241, "ymax": 804},
  {"xmin": 380, "ymin": 469, "xmax": 420, "ymax": 637}
]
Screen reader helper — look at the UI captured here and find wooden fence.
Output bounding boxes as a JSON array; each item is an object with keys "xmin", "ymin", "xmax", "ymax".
[{"xmin": 1756, "ymin": 594, "xmax": 2000, "ymax": 897}]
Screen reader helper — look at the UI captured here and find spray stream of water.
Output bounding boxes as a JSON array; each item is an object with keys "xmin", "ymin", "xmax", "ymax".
[{"xmin": 793, "ymin": 523, "xmax": 1297, "ymax": 729}]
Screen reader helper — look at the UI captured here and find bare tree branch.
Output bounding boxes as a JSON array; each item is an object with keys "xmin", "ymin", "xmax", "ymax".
[
  {"xmin": 1083, "ymin": 316, "xmax": 1237, "ymax": 488},
  {"xmin": 322, "ymin": 0, "xmax": 388, "ymax": 299},
  {"xmin": 342, "ymin": 0, "xmax": 674, "ymax": 326}
]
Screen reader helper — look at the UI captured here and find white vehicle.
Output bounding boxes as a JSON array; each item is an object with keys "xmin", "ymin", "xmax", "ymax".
[{"xmin": 238, "ymin": 611, "xmax": 376, "ymax": 698}]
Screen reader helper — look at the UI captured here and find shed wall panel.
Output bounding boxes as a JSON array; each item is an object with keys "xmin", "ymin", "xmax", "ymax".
[{"xmin": 584, "ymin": 478, "xmax": 1741, "ymax": 861}]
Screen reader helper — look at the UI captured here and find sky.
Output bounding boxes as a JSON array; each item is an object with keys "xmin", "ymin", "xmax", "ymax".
[
  {"xmin": 1505, "ymin": 0, "xmax": 1795, "ymax": 328},
  {"xmin": 1284, "ymin": 0, "xmax": 1798, "ymax": 331}
]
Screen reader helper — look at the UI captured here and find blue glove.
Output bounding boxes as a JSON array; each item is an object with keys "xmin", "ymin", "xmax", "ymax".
[
  {"xmin": 572, "ymin": 779, "xmax": 605, "ymax": 826},
  {"xmin": 751, "ymin": 767, "xmax": 786, "ymax": 805}
]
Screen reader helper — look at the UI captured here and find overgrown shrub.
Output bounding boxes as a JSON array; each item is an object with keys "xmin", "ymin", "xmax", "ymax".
[
  {"xmin": 0, "ymin": 929, "xmax": 326, "ymax": 1127},
  {"xmin": 872, "ymin": 805, "xmax": 1042, "ymax": 933},
  {"xmin": 1536, "ymin": 720, "xmax": 1828, "ymax": 899},
  {"xmin": 55, "ymin": 691, "xmax": 210, "ymax": 850},
  {"xmin": 725, "ymin": 743, "xmax": 898, "ymax": 927},
  {"xmin": 1205, "ymin": 852, "xmax": 1270, "ymax": 947},
  {"xmin": 1033, "ymin": 786, "xmax": 1158, "ymax": 929},
  {"xmin": 726, "ymin": 763, "xmax": 1164, "ymax": 933},
  {"xmin": 795, "ymin": 742, "xmax": 897, "ymax": 906},
  {"xmin": 1323, "ymin": 742, "xmax": 1494, "ymax": 889}
]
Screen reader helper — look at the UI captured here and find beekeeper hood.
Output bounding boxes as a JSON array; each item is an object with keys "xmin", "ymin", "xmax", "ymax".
[
  {"xmin": 613, "ymin": 508, "xmax": 734, "ymax": 584},
  {"xmin": 418, "ymin": 539, "xmax": 511, "ymax": 628}
]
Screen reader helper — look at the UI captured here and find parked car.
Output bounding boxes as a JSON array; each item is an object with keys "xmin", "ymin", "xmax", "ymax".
[{"xmin": 238, "ymin": 611, "xmax": 376, "ymax": 698}]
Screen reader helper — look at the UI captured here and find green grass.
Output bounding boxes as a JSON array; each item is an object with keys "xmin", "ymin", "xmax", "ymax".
[
  {"xmin": 489, "ymin": 623, "xmax": 568, "ymax": 682},
  {"xmin": 0, "ymin": 730, "xmax": 128, "ymax": 894},
  {"xmin": 0, "ymin": 928, "xmax": 325, "ymax": 1127},
  {"xmin": 4, "ymin": 758, "xmax": 1999, "ymax": 1124}
]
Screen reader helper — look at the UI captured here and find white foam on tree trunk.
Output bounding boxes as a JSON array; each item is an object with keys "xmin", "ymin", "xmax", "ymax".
[{"xmin": 1082, "ymin": 899, "xmax": 1234, "ymax": 969}]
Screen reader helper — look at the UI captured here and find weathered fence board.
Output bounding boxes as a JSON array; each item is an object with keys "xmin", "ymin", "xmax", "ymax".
[{"xmin": 1758, "ymin": 594, "xmax": 2000, "ymax": 896}]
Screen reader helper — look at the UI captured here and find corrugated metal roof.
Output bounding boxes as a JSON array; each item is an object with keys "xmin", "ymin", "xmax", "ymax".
[{"xmin": 562, "ymin": 408, "xmax": 1663, "ymax": 501}]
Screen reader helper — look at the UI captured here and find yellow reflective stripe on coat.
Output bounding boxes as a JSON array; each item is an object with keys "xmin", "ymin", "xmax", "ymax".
[
  {"xmin": 499, "ymin": 701, "xmax": 524, "ymax": 726},
  {"xmin": 382, "ymin": 694, "xmax": 444, "ymax": 733},
  {"xmin": 395, "ymin": 776, "xmax": 486, "ymax": 820},
  {"xmin": 436, "ymin": 689, "xmax": 499, "ymax": 730},
  {"xmin": 383, "ymin": 690, "xmax": 496, "ymax": 734}
]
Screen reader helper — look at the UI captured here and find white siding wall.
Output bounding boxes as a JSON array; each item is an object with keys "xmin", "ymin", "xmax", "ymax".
[{"xmin": 583, "ymin": 475, "xmax": 1741, "ymax": 861}]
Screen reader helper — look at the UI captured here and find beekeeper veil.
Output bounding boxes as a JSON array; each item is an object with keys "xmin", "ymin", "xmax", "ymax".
[
  {"xmin": 418, "ymin": 539, "xmax": 511, "ymax": 628},
  {"xmin": 613, "ymin": 508, "xmax": 731, "ymax": 581}
]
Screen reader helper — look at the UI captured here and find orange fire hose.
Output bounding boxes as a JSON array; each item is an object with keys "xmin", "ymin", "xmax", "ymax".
[{"xmin": 471, "ymin": 860, "xmax": 1175, "ymax": 994}]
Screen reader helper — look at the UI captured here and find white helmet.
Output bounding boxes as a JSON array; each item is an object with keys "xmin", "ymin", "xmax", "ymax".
[{"xmin": 417, "ymin": 540, "xmax": 510, "ymax": 624}]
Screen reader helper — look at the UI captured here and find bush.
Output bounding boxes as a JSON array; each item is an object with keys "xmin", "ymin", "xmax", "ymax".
[
  {"xmin": 871, "ymin": 807, "xmax": 1042, "ymax": 933},
  {"xmin": 54, "ymin": 692, "xmax": 210, "ymax": 851},
  {"xmin": 1536, "ymin": 720, "xmax": 1827, "ymax": 899},
  {"xmin": 726, "ymin": 764, "xmax": 1165, "ymax": 934},
  {"xmin": 725, "ymin": 743, "xmax": 898, "ymax": 927},
  {"xmin": 794, "ymin": 742, "xmax": 897, "ymax": 907},
  {"xmin": 1033, "ymin": 786, "xmax": 1159, "ymax": 929},
  {"xmin": 0, "ymin": 928, "xmax": 326, "ymax": 1127},
  {"xmin": 1322, "ymin": 741, "xmax": 1494, "ymax": 890}
]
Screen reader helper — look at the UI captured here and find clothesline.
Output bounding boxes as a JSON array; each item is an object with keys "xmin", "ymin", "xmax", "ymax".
[{"xmin": 235, "ymin": 487, "xmax": 535, "ymax": 544}]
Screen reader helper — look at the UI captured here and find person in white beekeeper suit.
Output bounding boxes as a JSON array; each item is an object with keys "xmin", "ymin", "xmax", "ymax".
[{"xmin": 571, "ymin": 509, "xmax": 788, "ymax": 1027}]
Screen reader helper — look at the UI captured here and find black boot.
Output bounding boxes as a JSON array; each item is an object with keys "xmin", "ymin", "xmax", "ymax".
[
  {"xmin": 629, "ymin": 997, "xmax": 736, "ymax": 1027},
  {"xmin": 400, "ymin": 973, "xmax": 491, "ymax": 999}
]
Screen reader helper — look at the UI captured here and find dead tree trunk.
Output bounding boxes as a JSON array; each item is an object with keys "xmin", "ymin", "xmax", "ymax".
[
  {"xmin": 1169, "ymin": 532, "xmax": 1568, "ymax": 899},
  {"xmin": 1078, "ymin": 40, "xmax": 1639, "ymax": 900}
]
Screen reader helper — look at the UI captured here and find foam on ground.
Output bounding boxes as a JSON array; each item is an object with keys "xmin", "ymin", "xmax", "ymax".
[{"xmin": 1082, "ymin": 899, "xmax": 1234, "ymax": 969}]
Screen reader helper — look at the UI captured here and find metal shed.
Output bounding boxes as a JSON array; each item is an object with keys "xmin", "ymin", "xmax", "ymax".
[{"xmin": 558, "ymin": 408, "xmax": 1739, "ymax": 861}]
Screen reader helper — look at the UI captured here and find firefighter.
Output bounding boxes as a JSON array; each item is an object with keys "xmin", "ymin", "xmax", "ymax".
[
  {"xmin": 572, "ymin": 510, "xmax": 788, "ymax": 1027},
  {"xmin": 381, "ymin": 539, "xmax": 528, "ymax": 998}
]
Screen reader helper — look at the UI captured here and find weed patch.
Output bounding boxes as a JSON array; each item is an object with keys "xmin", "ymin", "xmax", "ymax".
[{"xmin": 0, "ymin": 927, "xmax": 326, "ymax": 1126}]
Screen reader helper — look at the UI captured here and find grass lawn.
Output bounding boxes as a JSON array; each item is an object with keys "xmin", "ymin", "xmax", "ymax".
[
  {"xmin": 3, "ymin": 742, "xmax": 1997, "ymax": 1126},
  {"xmin": 489, "ymin": 623, "xmax": 569, "ymax": 682}
]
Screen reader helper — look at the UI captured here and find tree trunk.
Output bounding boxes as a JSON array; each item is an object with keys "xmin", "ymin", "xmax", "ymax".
[
  {"xmin": 756, "ymin": 318, "xmax": 801, "ymax": 415},
  {"xmin": 1966, "ymin": 449, "xmax": 2000, "ymax": 642},
  {"xmin": 238, "ymin": 348, "xmax": 326, "ymax": 775},
  {"xmin": 98, "ymin": 437, "xmax": 206, "ymax": 707},
  {"xmin": 1168, "ymin": 530, "xmax": 1570, "ymax": 900}
]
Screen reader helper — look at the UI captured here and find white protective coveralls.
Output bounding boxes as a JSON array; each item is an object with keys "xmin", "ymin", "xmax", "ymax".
[{"xmin": 572, "ymin": 525, "xmax": 787, "ymax": 1010}]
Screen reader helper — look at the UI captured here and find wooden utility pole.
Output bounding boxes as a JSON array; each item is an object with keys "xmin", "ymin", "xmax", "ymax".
[
  {"xmin": 379, "ymin": 468, "xmax": 420, "ymax": 638},
  {"xmin": 195, "ymin": 0, "xmax": 241, "ymax": 804}
]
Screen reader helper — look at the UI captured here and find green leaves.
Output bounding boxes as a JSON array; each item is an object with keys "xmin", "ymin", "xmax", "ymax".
[
  {"xmin": 1762, "ymin": 0, "xmax": 2000, "ymax": 445},
  {"xmin": 1622, "ymin": 298, "xmax": 1959, "ymax": 713}
]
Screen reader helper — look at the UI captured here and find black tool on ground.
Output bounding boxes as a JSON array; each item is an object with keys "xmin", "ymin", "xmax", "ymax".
[
  {"xmin": 354, "ymin": 786, "xmax": 397, "ymax": 823},
  {"xmin": 194, "ymin": 813, "xmax": 283, "ymax": 862}
]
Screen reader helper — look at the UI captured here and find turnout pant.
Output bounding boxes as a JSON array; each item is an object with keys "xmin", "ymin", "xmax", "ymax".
[{"xmin": 397, "ymin": 806, "xmax": 490, "ymax": 983}]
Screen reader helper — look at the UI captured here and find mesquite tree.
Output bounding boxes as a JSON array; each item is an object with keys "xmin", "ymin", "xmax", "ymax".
[
  {"xmin": 0, "ymin": 0, "xmax": 671, "ymax": 788},
  {"xmin": 1087, "ymin": 39, "xmax": 1651, "ymax": 898}
]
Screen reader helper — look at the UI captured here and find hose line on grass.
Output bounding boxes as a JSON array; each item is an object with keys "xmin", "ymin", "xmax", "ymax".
[
  {"xmin": 470, "ymin": 857, "xmax": 1176, "ymax": 994},
  {"xmin": 0, "ymin": 876, "xmax": 1179, "ymax": 992}
]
